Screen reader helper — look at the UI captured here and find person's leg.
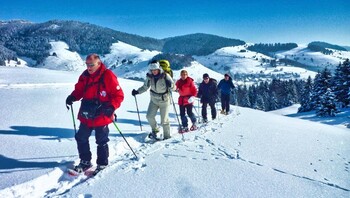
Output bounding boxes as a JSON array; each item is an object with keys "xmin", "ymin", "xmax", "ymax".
[
  {"xmin": 221, "ymin": 94, "xmax": 225, "ymax": 112},
  {"xmin": 186, "ymin": 104, "xmax": 196, "ymax": 124},
  {"xmin": 159, "ymin": 100, "xmax": 171, "ymax": 139},
  {"xmin": 225, "ymin": 94, "xmax": 230, "ymax": 113},
  {"xmin": 179, "ymin": 105, "xmax": 188, "ymax": 127},
  {"xmin": 210, "ymin": 102, "xmax": 217, "ymax": 120},
  {"xmin": 202, "ymin": 102, "xmax": 208, "ymax": 121},
  {"xmin": 75, "ymin": 123, "xmax": 93, "ymax": 162},
  {"xmin": 146, "ymin": 101, "xmax": 159, "ymax": 131},
  {"xmin": 95, "ymin": 125, "xmax": 110, "ymax": 166}
]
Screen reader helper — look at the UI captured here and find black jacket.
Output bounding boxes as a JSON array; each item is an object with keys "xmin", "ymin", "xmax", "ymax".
[{"xmin": 197, "ymin": 78, "xmax": 218, "ymax": 103}]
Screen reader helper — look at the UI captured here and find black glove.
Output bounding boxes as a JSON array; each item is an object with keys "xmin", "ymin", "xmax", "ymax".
[
  {"xmin": 132, "ymin": 89, "xmax": 139, "ymax": 96},
  {"xmin": 104, "ymin": 106, "xmax": 115, "ymax": 117},
  {"xmin": 66, "ymin": 95, "xmax": 75, "ymax": 105}
]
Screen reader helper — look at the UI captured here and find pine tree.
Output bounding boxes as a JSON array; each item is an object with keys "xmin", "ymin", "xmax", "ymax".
[
  {"xmin": 311, "ymin": 68, "xmax": 332, "ymax": 110},
  {"xmin": 255, "ymin": 95, "xmax": 265, "ymax": 110},
  {"xmin": 268, "ymin": 91, "xmax": 279, "ymax": 110},
  {"xmin": 316, "ymin": 88, "xmax": 337, "ymax": 117},
  {"xmin": 240, "ymin": 85, "xmax": 251, "ymax": 107},
  {"xmin": 298, "ymin": 76, "xmax": 313, "ymax": 112},
  {"xmin": 333, "ymin": 59, "xmax": 350, "ymax": 107}
]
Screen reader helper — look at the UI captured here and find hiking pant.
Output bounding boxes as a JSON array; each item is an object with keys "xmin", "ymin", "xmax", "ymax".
[
  {"xmin": 75, "ymin": 123, "xmax": 110, "ymax": 165},
  {"xmin": 179, "ymin": 104, "xmax": 197, "ymax": 127},
  {"xmin": 146, "ymin": 99, "xmax": 171, "ymax": 139},
  {"xmin": 202, "ymin": 102, "xmax": 217, "ymax": 120},
  {"xmin": 221, "ymin": 94, "xmax": 230, "ymax": 113}
]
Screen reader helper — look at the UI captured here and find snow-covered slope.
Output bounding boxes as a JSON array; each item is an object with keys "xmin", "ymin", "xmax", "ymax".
[
  {"xmin": 0, "ymin": 67, "xmax": 349, "ymax": 197},
  {"xmin": 102, "ymin": 41, "xmax": 160, "ymax": 69},
  {"xmin": 4, "ymin": 57, "xmax": 28, "ymax": 67},
  {"xmin": 194, "ymin": 45, "xmax": 318, "ymax": 85},
  {"xmin": 275, "ymin": 45, "xmax": 350, "ymax": 71},
  {"xmin": 37, "ymin": 41, "xmax": 85, "ymax": 71}
]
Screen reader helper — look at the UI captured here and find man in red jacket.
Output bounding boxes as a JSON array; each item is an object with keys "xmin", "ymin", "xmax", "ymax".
[
  {"xmin": 65, "ymin": 53, "xmax": 124, "ymax": 174},
  {"xmin": 175, "ymin": 70, "xmax": 198, "ymax": 132}
]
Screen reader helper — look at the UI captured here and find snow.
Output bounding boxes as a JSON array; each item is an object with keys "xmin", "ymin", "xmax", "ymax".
[
  {"xmin": 4, "ymin": 57, "xmax": 29, "ymax": 67},
  {"xmin": 0, "ymin": 67, "xmax": 349, "ymax": 198},
  {"xmin": 102, "ymin": 41, "xmax": 160, "ymax": 69},
  {"xmin": 37, "ymin": 41, "xmax": 86, "ymax": 71},
  {"xmin": 194, "ymin": 45, "xmax": 317, "ymax": 85},
  {"xmin": 275, "ymin": 45, "xmax": 350, "ymax": 71}
]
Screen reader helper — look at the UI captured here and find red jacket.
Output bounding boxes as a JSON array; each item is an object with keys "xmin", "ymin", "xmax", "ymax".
[
  {"xmin": 71, "ymin": 63, "xmax": 124, "ymax": 127},
  {"xmin": 176, "ymin": 77, "xmax": 198, "ymax": 106}
]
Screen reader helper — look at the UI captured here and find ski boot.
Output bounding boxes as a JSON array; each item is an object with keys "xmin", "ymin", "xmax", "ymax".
[
  {"xmin": 73, "ymin": 160, "xmax": 92, "ymax": 173},
  {"xmin": 93, "ymin": 165, "xmax": 107, "ymax": 176},
  {"xmin": 190, "ymin": 124, "xmax": 198, "ymax": 131}
]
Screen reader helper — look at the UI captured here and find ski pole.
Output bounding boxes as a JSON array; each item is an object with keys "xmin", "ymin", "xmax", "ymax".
[
  {"xmin": 169, "ymin": 90, "xmax": 184, "ymax": 140},
  {"xmin": 112, "ymin": 121, "xmax": 138, "ymax": 160},
  {"xmin": 197, "ymin": 99, "xmax": 201, "ymax": 123},
  {"xmin": 134, "ymin": 95, "xmax": 143, "ymax": 131},
  {"xmin": 67, "ymin": 104, "xmax": 77, "ymax": 134}
]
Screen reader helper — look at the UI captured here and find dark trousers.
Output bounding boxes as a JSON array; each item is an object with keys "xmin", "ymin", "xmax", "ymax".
[
  {"xmin": 179, "ymin": 104, "xmax": 197, "ymax": 127},
  {"xmin": 75, "ymin": 123, "xmax": 110, "ymax": 165},
  {"xmin": 202, "ymin": 102, "xmax": 217, "ymax": 120},
  {"xmin": 221, "ymin": 94, "xmax": 230, "ymax": 112}
]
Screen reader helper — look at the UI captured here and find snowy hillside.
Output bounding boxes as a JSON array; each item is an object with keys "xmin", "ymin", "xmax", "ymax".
[
  {"xmin": 102, "ymin": 41, "xmax": 160, "ymax": 69},
  {"xmin": 275, "ymin": 45, "xmax": 350, "ymax": 71},
  {"xmin": 37, "ymin": 41, "xmax": 85, "ymax": 71},
  {"xmin": 0, "ymin": 67, "xmax": 349, "ymax": 197},
  {"xmin": 4, "ymin": 57, "xmax": 28, "ymax": 67},
  {"xmin": 195, "ymin": 45, "xmax": 317, "ymax": 84}
]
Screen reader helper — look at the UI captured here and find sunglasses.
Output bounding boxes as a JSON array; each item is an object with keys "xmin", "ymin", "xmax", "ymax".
[
  {"xmin": 203, "ymin": 77, "xmax": 209, "ymax": 80},
  {"xmin": 86, "ymin": 63, "xmax": 95, "ymax": 67}
]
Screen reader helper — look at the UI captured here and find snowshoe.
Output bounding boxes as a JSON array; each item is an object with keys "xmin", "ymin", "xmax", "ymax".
[
  {"xmin": 179, "ymin": 127, "xmax": 189, "ymax": 134},
  {"xmin": 148, "ymin": 131, "xmax": 161, "ymax": 141},
  {"xmin": 68, "ymin": 160, "xmax": 93, "ymax": 176},
  {"xmin": 92, "ymin": 165, "xmax": 107, "ymax": 176},
  {"xmin": 190, "ymin": 124, "xmax": 198, "ymax": 131}
]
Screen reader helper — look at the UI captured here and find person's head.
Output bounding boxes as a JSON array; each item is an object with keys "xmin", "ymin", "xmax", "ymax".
[
  {"xmin": 86, "ymin": 53, "xmax": 101, "ymax": 74},
  {"xmin": 203, "ymin": 73, "xmax": 210, "ymax": 84},
  {"xmin": 180, "ymin": 70, "xmax": 188, "ymax": 80},
  {"xmin": 148, "ymin": 61, "xmax": 161, "ymax": 75},
  {"xmin": 224, "ymin": 73, "xmax": 230, "ymax": 81}
]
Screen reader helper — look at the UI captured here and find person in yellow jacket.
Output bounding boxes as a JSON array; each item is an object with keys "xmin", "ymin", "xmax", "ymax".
[{"xmin": 132, "ymin": 61, "xmax": 174, "ymax": 140}]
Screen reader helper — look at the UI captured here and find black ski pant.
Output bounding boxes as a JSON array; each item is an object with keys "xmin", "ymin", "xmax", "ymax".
[
  {"xmin": 221, "ymin": 94, "xmax": 230, "ymax": 113},
  {"xmin": 75, "ymin": 123, "xmax": 110, "ymax": 166},
  {"xmin": 179, "ymin": 104, "xmax": 197, "ymax": 127},
  {"xmin": 202, "ymin": 102, "xmax": 217, "ymax": 120}
]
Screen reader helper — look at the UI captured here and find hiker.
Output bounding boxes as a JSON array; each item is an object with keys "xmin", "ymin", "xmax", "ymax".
[
  {"xmin": 175, "ymin": 70, "xmax": 198, "ymax": 132},
  {"xmin": 218, "ymin": 73, "xmax": 235, "ymax": 115},
  {"xmin": 197, "ymin": 73, "xmax": 218, "ymax": 123},
  {"xmin": 131, "ymin": 61, "xmax": 174, "ymax": 140},
  {"xmin": 65, "ymin": 53, "xmax": 124, "ymax": 174}
]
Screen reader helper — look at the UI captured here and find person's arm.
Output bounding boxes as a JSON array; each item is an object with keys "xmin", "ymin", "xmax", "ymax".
[
  {"xmin": 137, "ymin": 76, "xmax": 151, "ymax": 94},
  {"xmin": 105, "ymin": 70, "xmax": 124, "ymax": 109},
  {"xmin": 70, "ymin": 73, "xmax": 86, "ymax": 101}
]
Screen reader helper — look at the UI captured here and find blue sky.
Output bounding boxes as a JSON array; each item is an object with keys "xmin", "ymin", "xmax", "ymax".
[{"xmin": 1, "ymin": 0, "xmax": 349, "ymax": 45}]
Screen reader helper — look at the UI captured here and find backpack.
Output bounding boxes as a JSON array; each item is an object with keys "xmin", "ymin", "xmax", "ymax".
[{"xmin": 159, "ymin": 59, "xmax": 173, "ymax": 78}]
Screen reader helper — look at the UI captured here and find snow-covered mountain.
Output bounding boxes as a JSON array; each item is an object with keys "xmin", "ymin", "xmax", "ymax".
[
  {"xmin": 37, "ymin": 41, "xmax": 85, "ymax": 71},
  {"xmin": 0, "ymin": 66, "xmax": 349, "ymax": 197}
]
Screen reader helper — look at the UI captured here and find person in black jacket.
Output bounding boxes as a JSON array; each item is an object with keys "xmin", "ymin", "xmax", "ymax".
[
  {"xmin": 218, "ymin": 73, "xmax": 235, "ymax": 115},
  {"xmin": 197, "ymin": 73, "xmax": 218, "ymax": 122}
]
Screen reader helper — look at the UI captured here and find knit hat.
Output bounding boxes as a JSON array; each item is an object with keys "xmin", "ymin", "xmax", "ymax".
[
  {"xmin": 224, "ymin": 73, "xmax": 230, "ymax": 78},
  {"xmin": 203, "ymin": 73, "xmax": 209, "ymax": 79},
  {"xmin": 149, "ymin": 62, "xmax": 161, "ymax": 71}
]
